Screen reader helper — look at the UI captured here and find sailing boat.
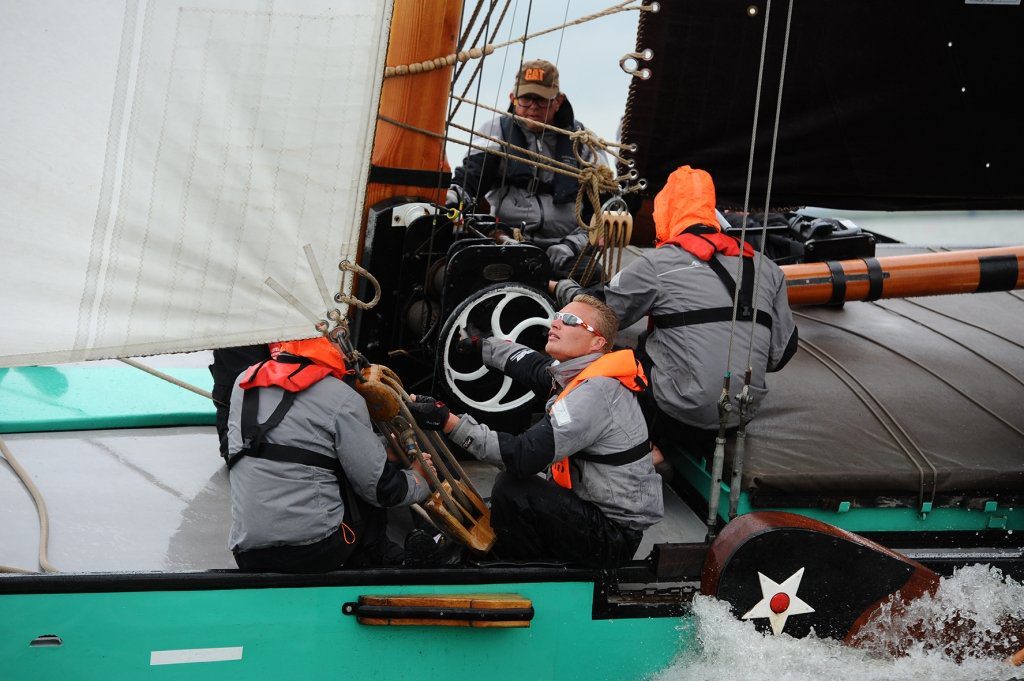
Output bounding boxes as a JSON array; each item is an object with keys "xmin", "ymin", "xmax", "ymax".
[{"xmin": 1, "ymin": 0, "xmax": 1022, "ymax": 678}]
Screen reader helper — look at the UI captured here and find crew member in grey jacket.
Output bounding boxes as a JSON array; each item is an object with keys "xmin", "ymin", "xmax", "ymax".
[
  {"xmin": 225, "ymin": 338, "xmax": 431, "ymax": 573},
  {"xmin": 553, "ymin": 166, "xmax": 798, "ymax": 456},
  {"xmin": 410, "ymin": 296, "xmax": 663, "ymax": 568},
  {"xmin": 449, "ymin": 59, "xmax": 606, "ymax": 276}
]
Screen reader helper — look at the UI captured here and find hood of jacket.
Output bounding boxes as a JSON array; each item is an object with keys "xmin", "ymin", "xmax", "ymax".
[{"xmin": 653, "ymin": 165, "xmax": 719, "ymax": 244}]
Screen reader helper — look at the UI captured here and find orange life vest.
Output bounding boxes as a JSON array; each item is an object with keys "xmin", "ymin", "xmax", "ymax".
[
  {"xmin": 549, "ymin": 349, "xmax": 648, "ymax": 489},
  {"xmin": 239, "ymin": 337, "xmax": 349, "ymax": 392}
]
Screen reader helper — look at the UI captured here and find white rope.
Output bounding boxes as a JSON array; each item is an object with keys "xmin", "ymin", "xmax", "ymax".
[{"xmin": 0, "ymin": 435, "xmax": 59, "ymax": 573}]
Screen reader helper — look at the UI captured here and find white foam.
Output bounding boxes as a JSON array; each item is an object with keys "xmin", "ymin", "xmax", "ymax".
[{"xmin": 656, "ymin": 565, "xmax": 1024, "ymax": 681}]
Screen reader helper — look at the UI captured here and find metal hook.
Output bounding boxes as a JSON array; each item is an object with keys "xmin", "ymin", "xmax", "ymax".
[
  {"xmin": 601, "ymin": 196, "xmax": 629, "ymax": 214},
  {"xmin": 334, "ymin": 260, "xmax": 382, "ymax": 310},
  {"xmin": 619, "ymin": 49, "xmax": 654, "ymax": 80}
]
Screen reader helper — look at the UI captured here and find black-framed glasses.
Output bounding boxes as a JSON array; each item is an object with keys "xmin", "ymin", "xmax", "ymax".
[
  {"xmin": 553, "ymin": 311, "xmax": 602, "ymax": 337},
  {"xmin": 515, "ymin": 94, "xmax": 554, "ymax": 108}
]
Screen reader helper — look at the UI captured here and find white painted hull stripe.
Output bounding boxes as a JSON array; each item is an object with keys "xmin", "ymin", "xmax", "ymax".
[{"xmin": 150, "ymin": 647, "xmax": 243, "ymax": 665}]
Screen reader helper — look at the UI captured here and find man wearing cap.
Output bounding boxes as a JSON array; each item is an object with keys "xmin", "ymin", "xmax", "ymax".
[
  {"xmin": 224, "ymin": 337, "xmax": 433, "ymax": 573},
  {"xmin": 551, "ymin": 166, "xmax": 799, "ymax": 458},
  {"xmin": 408, "ymin": 295, "xmax": 663, "ymax": 568},
  {"xmin": 449, "ymin": 59, "xmax": 606, "ymax": 275}
]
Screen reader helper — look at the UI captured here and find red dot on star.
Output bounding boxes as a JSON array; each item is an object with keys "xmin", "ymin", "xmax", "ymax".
[{"xmin": 770, "ymin": 592, "xmax": 790, "ymax": 613}]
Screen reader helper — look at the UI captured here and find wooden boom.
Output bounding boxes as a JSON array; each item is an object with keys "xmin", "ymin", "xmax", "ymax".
[{"xmin": 782, "ymin": 246, "xmax": 1024, "ymax": 305}]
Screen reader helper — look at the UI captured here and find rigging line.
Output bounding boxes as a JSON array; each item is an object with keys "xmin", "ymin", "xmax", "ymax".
[
  {"xmin": 384, "ymin": 0, "xmax": 652, "ymax": 79},
  {"xmin": 797, "ymin": 339, "xmax": 934, "ymax": 507},
  {"xmin": 451, "ymin": 0, "xmax": 514, "ymax": 120},
  {"xmin": 902, "ymin": 299, "xmax": 1024, "ymax": 351},
  {"xmin": 794, "ymin": 311, "xmax": 1024, "ymax": 439},
  {"xmin": 725, "ymin": 0, "xmax": 774, "ymax": 377},
  {"xmin": 452, "ymin": 94, "xmax": 634, "ymax": 149},
  {"xmin": 504, "ymin": 0, "xmax": 534, "ymax": 196},
  {"xmin": 0, "ymin": 435, "xmax": 59, "ymax": 573},
  {"xmin": 453, "ymin": 0, "xmax": 505, "ymax": 87},
  {"xmin": 443, "ymin": 117, "xmax": 597, "ymax": 177},
  {"xmin": 118, "ymin": 358, "xmax": 220, "ymax": 404},
  {"xmin": 871, "ymin": 301, "xmax": 1024, "ymax": 388},
  {"xmin": 427, "ymin": 0, "xmax": 476, "ymax": 296},
  {"xmin": 744, "ymin": 0, "xmax": 795, "ymax": 373},
  {"xmin": 1009, "ymin": 290, "xmax": 1024, "ymax": 303},
  {"xmin": 463, "ymin": 0, "xmax": 515, "ymax": 205},
  {"xmin": 530, "ymin": 0, "xmax": 573, "ymax": 193},
  {"xmin": 457, "ymin": 0, "xmax": 488, "ymax": 54}
]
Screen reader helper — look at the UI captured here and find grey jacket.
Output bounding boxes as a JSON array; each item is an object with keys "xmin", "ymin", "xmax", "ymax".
[
  {"xmin": 226, "ymin": 375, "xmax": 428, "ymax": 552},
  {"xmin": 451, "ymin": 113, "xmax": 606, "ymax": 270},
  {"xmin": 557, "ymin": 248, "xmax": 797, "ymax": 430},
  {"xmin": 448, "ymin": 341, "xmax": 664, "ymax": 531}
]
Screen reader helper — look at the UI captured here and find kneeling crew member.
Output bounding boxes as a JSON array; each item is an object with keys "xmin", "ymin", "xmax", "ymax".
[
  {"xmin": 411, "ymin": 295, "xmax": 663, "ymax": 568},
  {"xmin": 226, "ymin": 337, "xmax": 430, "ymax": 573}
]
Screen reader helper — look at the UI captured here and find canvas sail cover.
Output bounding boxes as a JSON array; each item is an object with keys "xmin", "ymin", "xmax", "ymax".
[{"xmin": 0, "ymin": 0, "xmax": 393, "ymax": 368}]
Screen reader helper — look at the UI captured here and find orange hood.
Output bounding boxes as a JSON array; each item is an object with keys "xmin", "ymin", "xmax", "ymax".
[{"xmin": 653, "ymin": 165, "xmax": 719, "ymax": 244}]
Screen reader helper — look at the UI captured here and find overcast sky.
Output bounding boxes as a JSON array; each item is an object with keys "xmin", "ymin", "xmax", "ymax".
[{"xmin": 445, "ymin": 0, "xmax": 642, "ymax": 168}]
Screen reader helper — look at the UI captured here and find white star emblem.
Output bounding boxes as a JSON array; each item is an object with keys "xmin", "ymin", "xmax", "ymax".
[{"xmin": 741, "ymin": 567, "xmax": 815, "ymax": 635}]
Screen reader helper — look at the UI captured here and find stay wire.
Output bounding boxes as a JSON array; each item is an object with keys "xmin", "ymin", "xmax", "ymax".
[
  {"xmin": 502, "ymin": 0, "xmax": 535, "ymax": 195},
  {"xmin": 465, "ymin": 0, "xmax": 517, "ymax": 205},
  {"xmin": 451, "ymin": 1, "xmax": 512, "ymax": 120},
  {"xmin": 427, "ymin": 0, "xmax": 471, "ymax": 301},
  {"xmin": 724, "ymin": 0, "xmax": 774, "ymax": 379},
  {"xmin": 743, "ymin": 0, "xmax": 794, "ymax": 373}
]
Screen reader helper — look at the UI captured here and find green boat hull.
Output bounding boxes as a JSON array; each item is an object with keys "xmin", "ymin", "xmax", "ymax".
[{"xmin": 0, "ymin": 572, "xmax": 690, "ymax": 681}]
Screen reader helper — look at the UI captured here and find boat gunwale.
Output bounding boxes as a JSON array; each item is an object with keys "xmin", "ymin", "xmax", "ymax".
[{"xmin": 0, "ymin": 565, "xmax": 606, "ymax": 596}]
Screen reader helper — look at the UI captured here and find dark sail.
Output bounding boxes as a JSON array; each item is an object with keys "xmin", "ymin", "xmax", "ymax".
[{"xmin": 622, "ymin": 0, "xmax": 1024, "ymax": 210}]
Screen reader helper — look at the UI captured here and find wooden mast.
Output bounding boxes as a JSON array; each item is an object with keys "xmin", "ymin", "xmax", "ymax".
[
  {"xmin": 781, "ymin": 246, "xmax": 1024, "ymax": 305},
  {"xmin": 364, "ymin": 0, "xmax": 463, "ymax": 213}
]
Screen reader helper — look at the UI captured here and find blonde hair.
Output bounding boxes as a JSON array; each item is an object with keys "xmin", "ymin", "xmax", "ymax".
[{"xmin": 572, "ymin": 294, "xmax": 619, "ymax": 350}]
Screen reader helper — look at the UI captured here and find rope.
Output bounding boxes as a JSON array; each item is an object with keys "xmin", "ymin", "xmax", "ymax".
[
  {"xmin": 797, "ymin": 339, "xmax": 936, "ymax": 508},
  {"xmin": 457, "ymin": 0, "xmax": 488, "ymax": 54},
  {"xmin": 904, "ymin": 299, "xmax": 1024, "ymax": 351},
  {"xmin": 378, "ymin": 115, "xmax": 620, "ymax": 196},
  {"xmin": 451, "ymin": 94, "xmax": 634, "ymax": 149},
  {"xmin": 871, "ymin": 301, "xmax": 1024, "ymax": 387},
  {"xmin": 119, "ymin": 358, "xmax": 220, "ymax": 404},
  {"xmin": 450, "ymin": 0, "xmax": 514, "ymax": 119},
  {"xmin": 794, "ymin": 311, "xmax": 1024, "ymax": 438},
  {"xmin": 0, "ymin": 435, "xmax": 59, "ymax": 573},
  {"xmin": 383, "ymin": 0, "xmax": 654, "ymax": 79}
]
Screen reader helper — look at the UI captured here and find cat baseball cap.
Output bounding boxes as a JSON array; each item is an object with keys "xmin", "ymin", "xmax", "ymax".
[{"xmin": 515, "ymin": 59, "xmax": 560, "ymax": 99}]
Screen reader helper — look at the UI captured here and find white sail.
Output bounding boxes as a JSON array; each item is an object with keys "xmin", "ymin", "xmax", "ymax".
[{"xmin": 0, "ymin": 0, "xmax": 393, "ymax": 368}]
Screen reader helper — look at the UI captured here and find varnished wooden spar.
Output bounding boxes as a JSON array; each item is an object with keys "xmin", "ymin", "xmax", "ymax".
[
  {"xmin": 363, "ymin": 0, "xmax": 462, "ymax": 215},
  {"xmin": 782, "ymin": 246, "xmax": 1024, "ymax": 305}
]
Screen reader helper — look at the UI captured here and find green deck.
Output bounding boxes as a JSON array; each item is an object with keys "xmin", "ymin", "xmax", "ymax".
[
  {"xmin": 0, "ymin": 366, "xmax": 215, "ymax": 433},
  {"xmin": 0, "ymin": 579, "xmax": 688, "ymax": 681}
]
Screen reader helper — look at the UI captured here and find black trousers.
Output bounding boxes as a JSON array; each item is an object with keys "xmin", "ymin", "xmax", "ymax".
[
  {"xmin": 233, "ymin": 506, "xmax": 400, "ymax": 573},
  {"xmin": 489, "ymin": 473, "xmax": 642, "ymax": 569}
]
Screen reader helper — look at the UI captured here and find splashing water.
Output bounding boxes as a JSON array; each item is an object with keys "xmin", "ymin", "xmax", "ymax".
[{"xmin": 656, "ymin": 565, "xmax": 1024, "ymax": 681}]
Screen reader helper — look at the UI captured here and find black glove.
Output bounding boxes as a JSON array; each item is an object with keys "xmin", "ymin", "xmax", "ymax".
[
  {"xmin": 408, "ymin": 395, "xmax": 450, "ymax": 430},
  {"xmin": 456, "ymin": 323, "xmax": 485, "ymax": 361}
]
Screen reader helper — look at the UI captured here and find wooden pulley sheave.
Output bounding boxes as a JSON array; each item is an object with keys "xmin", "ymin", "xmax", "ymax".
[
  {"xmin": 355, "ymin": 363, "xmax": 496, "ymax": 554},
  {"xmin": 589, "ymin": 205, "xmax": 634, "ymax": 279},
  {"xmin": 573, "ymin": 197, "xmax": 634, "ymax": 286}
]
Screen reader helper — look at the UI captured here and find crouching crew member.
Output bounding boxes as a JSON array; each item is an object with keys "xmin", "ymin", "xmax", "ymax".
[
  {"xmin": 225, "ymin": 337, "xmax": 431, "ymax": 573},
  {"xmin": 410, "ymin": 295, "xmax": 663, "ymax": 568},
  {"xmin": 553, "ymin": 166, "xmax": 798, "ymax": 457}
]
